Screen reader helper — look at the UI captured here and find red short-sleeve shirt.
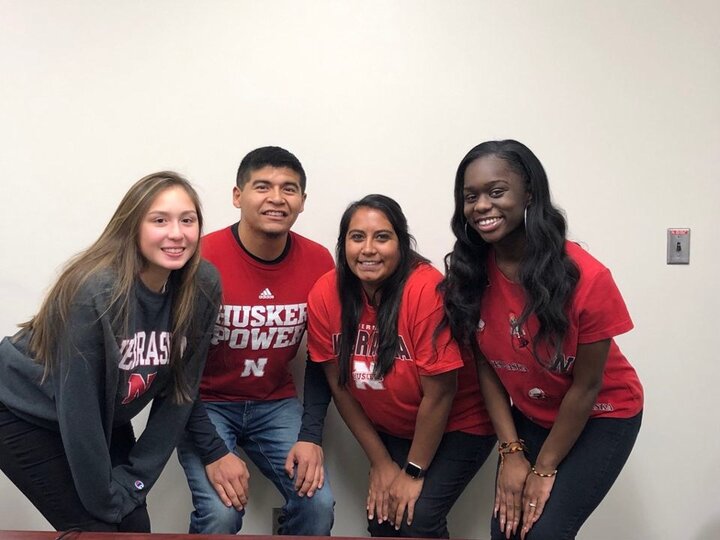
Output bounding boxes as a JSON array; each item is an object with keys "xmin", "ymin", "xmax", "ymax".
[
  {"xmin": 308, "ymin": 264, "xmax": 494, "ymax": 438},
  {"xmin": 477, "ymin": 242, "xmax": 644, "ymax": 428}
]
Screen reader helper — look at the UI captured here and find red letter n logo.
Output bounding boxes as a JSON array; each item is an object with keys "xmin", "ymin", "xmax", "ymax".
[{"xmin": 122, "ymin": 372, "xmax": 157, "ymax": 405}]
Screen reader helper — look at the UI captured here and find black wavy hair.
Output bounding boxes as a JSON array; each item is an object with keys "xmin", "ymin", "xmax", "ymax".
[
  {"xmin": 440, "ymin": 140, "xmax": 579, "ymax": 369},
  {"xmin": 335, "ymin": 194, "xmax": 429, "ymax": 385}
]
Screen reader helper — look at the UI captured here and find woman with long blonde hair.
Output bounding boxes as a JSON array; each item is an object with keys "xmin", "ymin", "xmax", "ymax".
[{"xmin": 0, "ymin": 172, "xmax": 221, "ymax": 531}]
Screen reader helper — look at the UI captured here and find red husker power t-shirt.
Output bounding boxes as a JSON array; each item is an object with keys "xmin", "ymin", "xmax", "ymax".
[
  {"xmin": 477, "ymin": 241, "xmax": 644, "ymax": 428},
  {"xmin": 307, "ymin": 263, "xmax": 493, "ymax": 439},
  {"xmin": 200, "ymin": 227, "xmax": 334, "ymax": 401}
]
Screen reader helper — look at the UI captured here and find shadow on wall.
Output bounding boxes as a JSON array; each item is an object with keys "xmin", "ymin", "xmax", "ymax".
[{"xmin": 695, "ymin": 519, "xmax": 720, "ymax": 540}]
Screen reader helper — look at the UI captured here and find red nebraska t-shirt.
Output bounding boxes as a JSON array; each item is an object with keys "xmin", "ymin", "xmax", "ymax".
[
  {"xmin": 200, "ymin": 227, "xmax": 334, "ymax": 401},
  {"xmin": 477, "ymin": 241, "xmax": 643, "ymax": 428},
  {"xmin": 307, "ymin": 264, "xmax": 493, "ymax": 438}
]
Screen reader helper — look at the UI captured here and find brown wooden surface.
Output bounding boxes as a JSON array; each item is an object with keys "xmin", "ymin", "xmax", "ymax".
[
  {"xmin": 0, "ymin": 532, "xmax": 454, "ymax": 540},
  {"xmin": 0, "ymin": 533, "xmax": 329, "ymax": 540},
  {"xmin": 0, "ymin": 533, "xmax": 439, "ymax": 540}
]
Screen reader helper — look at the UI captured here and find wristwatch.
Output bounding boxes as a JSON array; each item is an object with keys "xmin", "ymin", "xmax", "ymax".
[{"xmin": 403, "ymin": 461, "xmax": 425, "ymax": 479}]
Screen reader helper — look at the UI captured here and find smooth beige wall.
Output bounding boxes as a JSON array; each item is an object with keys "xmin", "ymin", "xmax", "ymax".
[{"xmin": 1, "ymin": 1, "xmax": 718, "ymax": 539}]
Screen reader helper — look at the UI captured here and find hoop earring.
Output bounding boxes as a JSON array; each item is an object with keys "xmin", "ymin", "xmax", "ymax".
[{"xmin": 524, "ymin": 206, "xmax": 528, "ymax": 227}]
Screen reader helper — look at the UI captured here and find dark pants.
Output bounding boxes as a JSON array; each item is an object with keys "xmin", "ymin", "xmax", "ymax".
[
  {"xmin": 490, "ymin": 408, "xmax": 642, "ymax": 540},
  {"xmin": 369, "ymin": 430, "xmax": 496, "ymax": 538},
  {"xmin": 0, "ymin": 401, "xmax": 150, "ymax": 532}
]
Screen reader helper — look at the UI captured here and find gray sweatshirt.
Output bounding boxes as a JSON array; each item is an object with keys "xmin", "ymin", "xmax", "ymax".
[{"xmin": 0, "ymin": 260, "xmax": 223, "ymax": 524}]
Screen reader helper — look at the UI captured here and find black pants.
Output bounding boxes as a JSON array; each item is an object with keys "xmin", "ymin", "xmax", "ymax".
[
  {"xmin": 368, "ymin": 430, "xmax": 497, "ymax": 538},
  {"xmin": 0, "ymin": 401, "xmax": 150, "ymax": 532},
  {"xmin": 490, "ymin": 408, "xmax": 642, "ymax": 540}
]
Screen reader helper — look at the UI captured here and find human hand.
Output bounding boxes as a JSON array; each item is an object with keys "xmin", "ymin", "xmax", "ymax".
[
  {"xmin": 520, "ymin": 470, "xmax": 555, "ymax": 540},
  {"xmin": 204, "ymin": 453, "xmax": 250, "ymax": 510},
  {"xmin": 284, "ymin": 441, "xmax": 325, "ymax": 497},
  {"xmin": 367, "ymin": 460, "xmax": 401, "ymax": 524},
  {"xmin": 495, "ymin": 452, "xmax": 531, "ymax": 539},
  {"xmin": 388, "ymin": 471, "xmax": 424, "ymax": 530}
]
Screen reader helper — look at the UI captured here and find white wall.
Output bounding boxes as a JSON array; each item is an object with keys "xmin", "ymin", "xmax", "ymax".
[{"xmin": 1, "ymin": 1, "xmax": 718, "ymax": 538}]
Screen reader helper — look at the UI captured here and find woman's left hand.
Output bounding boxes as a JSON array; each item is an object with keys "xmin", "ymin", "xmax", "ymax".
[
  {"xmin": 520, "ymin": 472, "xmax": 555, "ymax": 539},
  {"xmin": 388, "ymin": 472, "xmax": 424, "ymax": 530}
]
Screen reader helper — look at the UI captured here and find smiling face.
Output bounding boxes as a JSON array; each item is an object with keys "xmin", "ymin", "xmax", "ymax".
[
  {"xmin": 138, "ymin": 185, "xmax": 200, "ymax": 292},
  {"xmin": 345, "ymin": 206, "xmax": 401, "ymax": 298},
  {"xmin": 233, "ymin": 165, "xmax": 306, "ymax": 242},
  {"xmin": 463, "ymin": 155, "xmax": 530, "ymax": 249}
]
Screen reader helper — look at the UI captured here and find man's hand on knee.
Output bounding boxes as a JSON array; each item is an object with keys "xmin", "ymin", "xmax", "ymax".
[
  {"xmin": 284, "ymin": 441, "xmax": 325, "ymax": 497},
  {"xmin": 205, "ymin": 453, "xmax": 250, "ymax": 511}
]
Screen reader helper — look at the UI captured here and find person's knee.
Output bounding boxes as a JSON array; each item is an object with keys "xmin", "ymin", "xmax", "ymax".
[
  {"xmin": 523, "ymin": 512, "xmax": 576, "ymax": 540},
  {"xmin": 118, "ymin": 504, "xmax": 151, "ymax": 532},
  {"xmin": 399, "ymin": 500, "xmax": 449, "ymax": 538},
  {"xmin": 190, "ymin": 497, "xmax": 243, "ymax": 534},
  {"xmin": 303, "ymin": 485, "xmax": 335, "ymax": 517},
  {"xmin": 367, "ymin": 519, "xmax": 397, "ymax": 537},
  {"xmin": 401, "ymin": 516, "xmax": 448, "ymax": 538},
  {"xmin": 286, "ymin": 485, "xmax": 334, "ymax": 534}
]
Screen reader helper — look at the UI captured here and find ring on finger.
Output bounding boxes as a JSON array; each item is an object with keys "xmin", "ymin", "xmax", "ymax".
[{"xmin": 528, "ymin": 502, "xmax": 537, "ymax": 508}]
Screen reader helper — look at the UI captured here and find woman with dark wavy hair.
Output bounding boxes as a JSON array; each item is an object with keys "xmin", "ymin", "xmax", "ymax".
[
  {"xmin": 307, "ymin": 194, "xmax": 495, "ymax": 538},
  {"xmin": 0, "ymin": 172, "xmax": 221, "ymax": 532},
  {"xmin": 441, "ymin": 141, "xmax": 643, "ymax": 540}
]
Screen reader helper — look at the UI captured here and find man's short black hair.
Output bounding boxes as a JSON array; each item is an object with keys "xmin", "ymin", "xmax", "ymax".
[{"xmin": 236, "ymin": 146, "xmax": 306, "ymax": 192}]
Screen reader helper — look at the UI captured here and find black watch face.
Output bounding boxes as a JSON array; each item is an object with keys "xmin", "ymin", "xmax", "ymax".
[{"xmin": 405, "ymin": 462, "xmax": 423, "ymax": 478}]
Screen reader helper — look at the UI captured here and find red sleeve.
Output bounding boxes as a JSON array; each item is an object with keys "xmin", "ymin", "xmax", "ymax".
[
  {"xmin": 318, "ymin": 247, "xmax": 335, "ymax": 274},
  {"xmin": 307, "ymin": 272, "xmax": 338, "ymax": 363},
  {"xmin": 404, "ymin": 266, "xmax": 464, "ymax": 377},
  {"xmin": 576, "ymin": 268, "xmax": 634, "ymax": 344}
]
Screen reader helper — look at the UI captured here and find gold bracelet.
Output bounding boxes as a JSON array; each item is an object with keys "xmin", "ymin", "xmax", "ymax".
[{"xmin": 530, "ymin": 466, "xmax": 558, "ymax": 478}]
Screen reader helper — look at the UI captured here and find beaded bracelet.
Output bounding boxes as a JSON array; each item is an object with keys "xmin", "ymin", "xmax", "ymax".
[
  {"xmin": 530, "ymin": 466, "xmax": 558, "ymax": 478},
  {"xmin": 498, "ymin": 440, "xmax": 527, "ymax": 455},
  {"xmin": 498, "ymin": 440, "xmax": 527, "ymax": 472}
]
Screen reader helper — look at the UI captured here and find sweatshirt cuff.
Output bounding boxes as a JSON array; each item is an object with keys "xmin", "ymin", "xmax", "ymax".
[{"xmin": 200, "ymin": 444, "xmax": 230, "ymax": 466}]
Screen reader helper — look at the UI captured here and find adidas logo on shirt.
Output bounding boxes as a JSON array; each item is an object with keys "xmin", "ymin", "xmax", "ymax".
[{"xmin": 258, "ymin": 288, "xmax": 275, "ymax": 300}]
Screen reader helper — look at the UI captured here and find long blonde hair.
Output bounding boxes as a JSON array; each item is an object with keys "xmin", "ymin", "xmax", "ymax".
[{"xmin": 18, "ymin": 171, "xmax": 207, "ymax": 403}]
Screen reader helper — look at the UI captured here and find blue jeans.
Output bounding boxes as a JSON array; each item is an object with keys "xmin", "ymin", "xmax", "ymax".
[
  {"xmin": 368, "ymin": 430, "xmax": 497, "ymax": 538},
  {"xmin": 490, "ymin": 408, "xmax": 642, "ymax": 540},
  {"xmin": 177, "ymin": 397, "xmax": 334, "ymax": 535}
]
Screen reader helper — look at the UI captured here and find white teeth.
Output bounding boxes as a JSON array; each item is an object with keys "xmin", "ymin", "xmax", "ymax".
[
  {"xmin": 163, "ymin": 248, "xmax": 184, "ymax": 254},
  {"xmin": 264, "ymin": 211, "xmax": 284, "ymax": 216},
  {"xmin": 478, "ymin": 217, "xmax": 501, "ymax": 226}
]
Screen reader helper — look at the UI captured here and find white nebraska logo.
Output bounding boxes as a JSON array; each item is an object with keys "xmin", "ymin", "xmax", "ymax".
[
  {"xmin": 240, "ymin": 358, "xmax": 268, "ymax": 377},
  {"xmin": 353, "ymin": 361, "xmax": 385, "ymax": 390}
]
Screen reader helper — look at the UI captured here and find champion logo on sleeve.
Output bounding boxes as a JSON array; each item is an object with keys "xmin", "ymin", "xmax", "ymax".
[{"xmin": 134, "ymin": 480, "xmax": 145, "ymax": 490}]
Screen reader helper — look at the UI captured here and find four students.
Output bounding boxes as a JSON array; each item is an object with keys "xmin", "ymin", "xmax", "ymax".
[{"xmin": 0, "ymin": 142, "xmax": 642, "ymax": 539}]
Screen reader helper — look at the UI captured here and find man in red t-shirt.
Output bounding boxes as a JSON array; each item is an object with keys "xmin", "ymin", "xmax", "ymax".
[{"xmin": 177, "ymin": 147, "xmax": 334, "ymax": 535}]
